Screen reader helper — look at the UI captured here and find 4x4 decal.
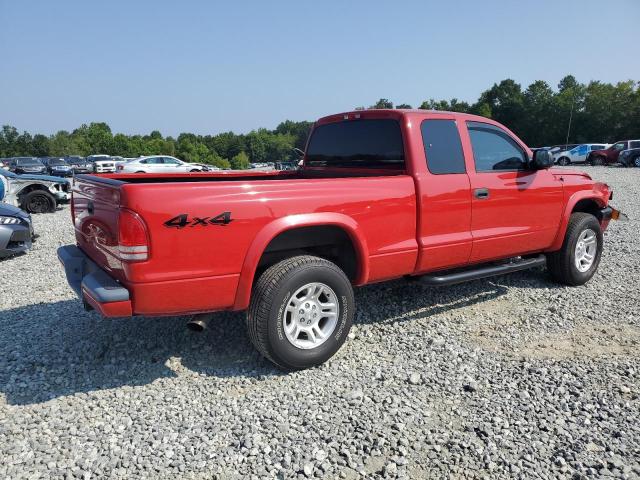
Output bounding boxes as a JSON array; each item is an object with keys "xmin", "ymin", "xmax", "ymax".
[{"xmin": 164, "ymin": 212, "xmax": 232, "ymax": 228}]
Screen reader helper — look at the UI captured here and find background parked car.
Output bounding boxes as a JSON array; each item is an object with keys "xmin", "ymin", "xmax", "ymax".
[
  {"xmin": 87, "ymin": 154, "xmax": 117, "ymax": 173},
  {"xmin": 65, "ymin": 156, "xmax": 92, "ymax": 174},
  {"xmin": 618, "ymin": 141, "xmax": 640, "ymax": 167},
  {"xmin": 189, "ymin": 163, "xmax": 220, "ymax": 171},
  {"xmin": 587, "ymin": 140, "xmax": 640, "ymax": 165},
  {"xmin": 0, "ymin": 168, "xmax": 70, "ymax": 213},
  {"xmin": 553, "ymin": 143, "xmax": 609, "ymax": 166},
  {"xmin": 41, "ymin": 157, "xmax": 73, "ymax": 177},
  {"xmin": 8, "ymin": 157, "xmax": 47, "ymax": 174},
  {"xmin": 116, "ymin": 156, "xmax": 203, "ymax": 173},
  {"xmin": 0, "ymin": 202, "xmax": 34, "ymax": 258}
]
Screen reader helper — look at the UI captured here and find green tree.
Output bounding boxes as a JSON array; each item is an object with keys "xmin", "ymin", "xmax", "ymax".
[
  {"xmin": 230, "ymin": 151, "xmax": 250, "ymax": 170},
  {"xmin": 369, "ymin": 98, "xmax": 393, "ymax": 109}
]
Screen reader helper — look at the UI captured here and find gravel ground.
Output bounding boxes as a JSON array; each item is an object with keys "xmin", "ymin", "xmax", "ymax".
[{"xmin": 1, "ymin": 166, "xmax": 639, "ymax": 479}]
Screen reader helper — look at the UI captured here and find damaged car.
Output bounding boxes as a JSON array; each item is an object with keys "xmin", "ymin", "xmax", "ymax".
[
  {"xmin": 0, "ymin": 168, "xmax": 70, "ymax": 213},
  {"xmin": 0, "ymin": 202, "xmax": 34, "ymax": 258}
]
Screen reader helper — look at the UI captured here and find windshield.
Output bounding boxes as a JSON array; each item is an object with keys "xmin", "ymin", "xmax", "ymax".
[
  {"xmin": 306, "ymin": 119, "xmax": 405, "ymax": 169},
  {"xmin": 17, "ymin": 158, "xmax": 42, "ymax": 166},
  {"xmin": 50, "ymin": 159, "xmax": 66, "ymax": 165}
]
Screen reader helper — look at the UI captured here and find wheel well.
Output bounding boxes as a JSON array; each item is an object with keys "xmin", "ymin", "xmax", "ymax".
[
  {"xmin": 17, "ymin": 184, "xmax": 51, "ymax": 199},
  {"xmin": 257, "ymin": 226, "xmax": 358, "ymax": 282},
  {"xmin": 572, "ymin": 199, "xmax": 602, "ymax": 220}
]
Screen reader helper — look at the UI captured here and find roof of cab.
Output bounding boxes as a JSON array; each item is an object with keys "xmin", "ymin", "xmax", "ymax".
[{"xmin": 316, "ymin": 109, "xmax": 495, "ymax": 125}]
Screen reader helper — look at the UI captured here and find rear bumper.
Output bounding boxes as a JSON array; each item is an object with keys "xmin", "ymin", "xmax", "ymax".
[{"xmin": 57, "ymin": 245, "xmax": 132, "ymax": 317}]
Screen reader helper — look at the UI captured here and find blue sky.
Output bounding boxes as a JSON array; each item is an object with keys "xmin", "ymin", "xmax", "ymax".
[{"xmin": 1, "ymin": 0, "xmax": 638, "ymax": 137}]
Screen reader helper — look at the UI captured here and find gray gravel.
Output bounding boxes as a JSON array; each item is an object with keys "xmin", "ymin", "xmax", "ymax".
[{"xmin": 1, "ymin": 166, "xmax": 639, "ymax": 479}]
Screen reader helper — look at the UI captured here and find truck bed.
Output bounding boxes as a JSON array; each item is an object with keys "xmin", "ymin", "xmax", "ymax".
[{"xmin": 71, "ymin": 170, "xmax": 418, "ymax": 315}]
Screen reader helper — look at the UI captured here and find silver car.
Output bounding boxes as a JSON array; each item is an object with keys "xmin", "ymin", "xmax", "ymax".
[
  {"xmin": 0, "ymin": 202, "xmax": 34, "ymax": 258},
  {"xmin": 117, "ymin": 156, "xmax": 203, "ymax": 174}
]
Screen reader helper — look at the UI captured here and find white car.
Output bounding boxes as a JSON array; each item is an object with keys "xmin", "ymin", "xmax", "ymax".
[
  {"xmin": 116, "ymin": 156, "xmax": 203, "ymax": 174},
  {"xmin": 87, "ymin": 154, "xmax": 117, "ymax": 173},
  {"xmin": 554, "ymin": 143, "xmax": 610, "ymax": 166}
]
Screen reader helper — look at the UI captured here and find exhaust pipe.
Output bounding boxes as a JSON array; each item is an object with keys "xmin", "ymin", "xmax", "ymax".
[{"xmin": 186, "ymin": 313, "xmax": 213, "ymax": 332}]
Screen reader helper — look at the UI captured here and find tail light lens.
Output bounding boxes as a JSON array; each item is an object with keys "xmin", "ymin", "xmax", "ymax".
[{"xmin": 118, "ymin": 209, "xmax": 149, "ymax": 261}]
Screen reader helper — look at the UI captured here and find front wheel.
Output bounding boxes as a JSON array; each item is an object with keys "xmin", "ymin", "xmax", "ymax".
[
  {"xmin": 557, "ymin": 157, "xmax": 570, "ymax": 166},
  {"xmin": 22, "ymin": 190, "xmax": 56, "ymax": 214},
  {"xmin": 546, "ymin": 213, "xmax": 603, "ymax": 286},
  {"xmin": 590, "ymin": 156, "xmax": 604, "ymax": 166},
  {"xmin": 633, "ymin": 156, "xmax": 640, "ymax": 168},
  {"xmin": 247, "ymin": 255, "xmax": 354, "ymax": 370}
]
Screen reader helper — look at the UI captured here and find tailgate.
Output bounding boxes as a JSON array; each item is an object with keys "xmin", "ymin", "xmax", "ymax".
[{"xmin": 72, "ymin": 175, "xmax": 125, "ymax": 280}]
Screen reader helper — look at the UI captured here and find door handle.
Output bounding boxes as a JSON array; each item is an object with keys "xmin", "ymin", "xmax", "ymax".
[{"xmin": 474, "ymin": 188, "xmax": 490, "ymax": 199}]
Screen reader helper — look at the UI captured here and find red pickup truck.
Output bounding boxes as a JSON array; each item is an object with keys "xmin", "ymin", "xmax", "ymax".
[{"xmin": 58, "ymin": 110, "xmax": 621, "ymax": 369}]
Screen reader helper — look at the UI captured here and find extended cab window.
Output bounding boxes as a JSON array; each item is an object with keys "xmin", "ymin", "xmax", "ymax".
[
  {"xmin": 421, "ymin": 119, "xmax": 465, "ymax": 174},
  {"xmin": 467, "ymin": 122, "xmax": 527, "ymax": 172},
  {"xmin": 306, "ymin": 119, "xmax": 404, "ymax": 169}
]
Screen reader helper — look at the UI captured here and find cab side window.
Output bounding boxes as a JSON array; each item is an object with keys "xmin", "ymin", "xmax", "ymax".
[
  {"xmin": 467, "ymin": 122, "xmax": 527, "ymax": 172},
  {"xmin": 420, "ymin": 119, "xmax": 466, "ymax": 174}
]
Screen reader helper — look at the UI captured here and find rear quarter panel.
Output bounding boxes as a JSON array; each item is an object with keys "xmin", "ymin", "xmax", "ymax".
[{"xmin": 121, "ymin": 175, "xmax": 418, "ymax": 310}]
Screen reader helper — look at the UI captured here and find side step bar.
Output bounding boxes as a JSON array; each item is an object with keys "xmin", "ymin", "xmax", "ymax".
[{"xmin": 416, "ymin": 254, "xmax": 546, "ymax": 286}]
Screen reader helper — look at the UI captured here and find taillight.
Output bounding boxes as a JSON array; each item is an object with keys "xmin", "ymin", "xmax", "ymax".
[{"xmin": 118, "ymin": 209, "xmax": 149, "ymax": 261}]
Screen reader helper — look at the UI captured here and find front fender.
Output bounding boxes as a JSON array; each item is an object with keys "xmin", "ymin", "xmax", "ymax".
[
  {"xmin": 547, "ymin": 188, "xmax": 608, "ymax": 252},
  {"xmin": 232, "ymin": 213, "xmax": 369, "ymax": 311}
]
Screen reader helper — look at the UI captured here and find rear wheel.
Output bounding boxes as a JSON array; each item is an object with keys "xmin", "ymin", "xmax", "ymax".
[
  {"xmin": 23, "ymin": 190, "xmax": 56, "ymax": 214},
  {"xmin": 557, "ymin": 157, "xmax": 570, "ymax": 166},
  {"xmin": 247, "ymin": 255, "xmax": 354, "ymax": 370},
  {"xmin": 633, "ymin": 156, "xmax": 640, "ymax": 168},
  {"xmin": 547, "ymin": 213, "xmax": 603, "ymax": 286}
]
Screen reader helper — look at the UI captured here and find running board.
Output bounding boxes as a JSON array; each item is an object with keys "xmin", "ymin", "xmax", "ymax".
[{"xmin": 416, "ymin": 254, "xmax": 546, "ymax": 286}]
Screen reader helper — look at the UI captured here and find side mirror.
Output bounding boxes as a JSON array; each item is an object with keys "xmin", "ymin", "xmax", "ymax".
[
  {"xmin": 532, "ymin": 149, "xmax": 553, "ymax": 169},
  {"xmin": 293, "ymin": 147, "xmax": 305, "ymax": 159}
]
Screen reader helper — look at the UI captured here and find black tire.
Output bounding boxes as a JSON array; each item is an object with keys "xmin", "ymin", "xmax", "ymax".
[
  {"xmin": 590, "ymin": 156, "xmax": 604, "ymax": 166},
  {"xmin": 546, "ymin": 213, "xmax": 603, "ymax": 286},
  {"xmin": 557, "ymin": 157, "xmax": 570, "ymax": 166},
  {"xmin": 633, "ymin": 156, "xmax": 640, "ymax": 168},
  {"xmin": 22, "ymin": 190, "xmax": 56, "ymax": 214},
  {"xmin": 135, "ymin": 171, "xmax": 146, "ymax": 173},
  {"xmin": 247, "ymin": 255, "xmax": 354, "ymax": 370}
]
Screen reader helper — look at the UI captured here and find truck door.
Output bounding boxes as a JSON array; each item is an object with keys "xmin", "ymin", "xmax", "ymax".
[
  {"xmin": 463, "ymin": 121, "xmax": 564, "ymax": 263},
  {"xmin": 414, "ymin": 117, "xmax": 473, "ymax": 272}
]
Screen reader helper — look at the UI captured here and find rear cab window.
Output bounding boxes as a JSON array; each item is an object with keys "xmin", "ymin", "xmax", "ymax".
[
  {"xmin": 420, "ymin": 119, "xmax": 465, "ymax": 174},
  {"xmin": 305, "ymin": 119, "xmax": 405, "ymax": 169}
]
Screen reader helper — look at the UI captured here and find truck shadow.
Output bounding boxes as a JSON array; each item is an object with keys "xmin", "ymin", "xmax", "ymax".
[{"xmin": 0, "ymin": 269, "xmax": 556, "ymax": 406}]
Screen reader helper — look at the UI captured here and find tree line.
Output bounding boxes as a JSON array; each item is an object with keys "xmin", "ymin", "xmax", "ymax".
[
  {"xmin": 362, "ymin": 75, "xmax": 639, "ymax": 147},
  {"xmin": 1, "ymin": 75, "xmax": 638, "ymax": 168}
]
